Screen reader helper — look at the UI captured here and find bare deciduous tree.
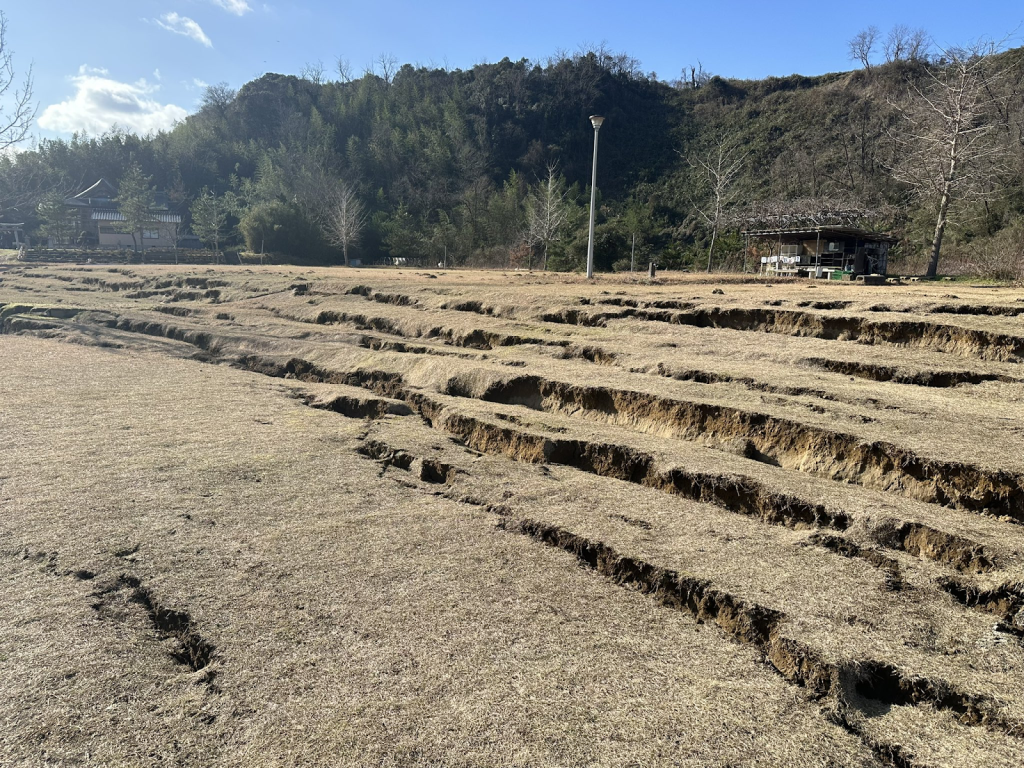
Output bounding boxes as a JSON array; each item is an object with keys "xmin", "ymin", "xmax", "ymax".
[
  {"xmin": 888, "ymin": 40, "xmax": 1011, "ymax": 277},
  {"xmin": 290, "ymin": 161, "xmax": 338, "ymax": 226},
  {"xmin": 376, "ymin": 53, "xmax": 398, "ymax": 85},
  {"xmin": 905, "ymin": 28, "xmax": 931, "ymax": 62},
  {"xmin": 848, "ymin": 26, "xmax": 880, "ymax": 71},
  {"xmin": 300, "ymin": 60, "xmax": 326, "ymax": 86},
  {"xmin": 685, "ymin": 137, "xmax": 747, "ymax": 272},
  {"xmin": 336, "ymin": 56, "xmax": 352, "ymax": 83},
  {"xmin": 190, "ymin": 187, "xmax": 229, "ymax": 263},
  {"xmin": 0, "ymin": 11, "xmax": 35, "ymax": 151},
  {"xmin": 673, "ymin": 61, "xmax": 712, "ymax": 90},
  {"xmin": 322, "ymin": 180, "xmax": 366, "ymax": 266},
  {"xmin": 524, "ymin": 164, "xmax": 570, "ymax": 270},
  {"xmin": 0, "ymin": 152, "xmax": 53, "ymax": 219},
  {"xmin": 884, "ymin": 25, "xmax": 930, "ymax": 63},
  {"xmin": 884, "ymin": 25, "xmax": 910, "ymax": 62}
]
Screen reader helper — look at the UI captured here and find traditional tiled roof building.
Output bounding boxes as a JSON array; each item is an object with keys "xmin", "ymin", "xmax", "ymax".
[{"xmin": 65, "ymin": 178, "xmax": 183, "ymax": 249}]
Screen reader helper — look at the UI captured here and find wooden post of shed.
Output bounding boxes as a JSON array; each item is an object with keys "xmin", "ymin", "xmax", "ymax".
[{"xmin": 815, "ymin": 231, "xmax": 821, "ymax": 279}]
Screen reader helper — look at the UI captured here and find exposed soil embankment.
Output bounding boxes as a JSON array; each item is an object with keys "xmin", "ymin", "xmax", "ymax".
[
  {"xmin": 629, "ymin": 307, "xmax": 1024, "ymax": 362},
  {"xmin": 297, "ymin": 390, "xmax": 413, "ymax": 420},
  {"xmin": 355, "ymin": 430, "xmax": 1018, "ymax": 760},
  {"xmin": 872, "ymin": 521, "xmax": 993, "ymax": 574},
  {"xmin": 357, "ymin": 438, "xmax": 456, "ymax": 483},
  {"xmin": 0, "ymin": 303, "xmax": 86, "ymax": 330},
  {"xmin": 540, "ymin": 307, "xmax": 637, "ymax": 326},
  {"xmin": 219, "ymin": 349, "xmax": 1007, "ymax": 576},
  {"xmin": 345, "ymin": 284, "xmax": 420, "ymax": 307},
  {"xmin": 7, "ymin": 308, "xmax": 1000, "ymax": 575},
  {"xmin": 927, "ymin": 303, "xmax": 1024, "ymax": 318},
  {"xmin": 240, "ymin": 356, "xmax": 409, "ymax": 400},
  {"xmin": 938, "ymin": 577, "xmax": 1024, "ymax": 634},
  {"xmin": 797, "ymin": 300, "xmax": 853, "ymax": 310},
  {"xmin": 867, "ymin": 303, "xmax": 1024, "ymax": 318},
  {"xmin": 356, "ymin": 334, "xmax": 483, "ymax": 360},
  {"xmin": 808, "ymin": 533, "xmax": 905, "ymax": 591},
  {"xmin": 233, "ymin": 354, "xmax": 847, "ymax": 532},
  {"xmin": 432, "ymin": 400, "xmax": 993, "ymax": 573},
  {"xmin": 447, "ymin": 373, "xmax": 1024, "ymax": 522},
  {"xmin": 654, "ymin": 363, "xmax": 849, "ymax": 404},
  {"xmin": 436, "ymin": 408, "xmax": 848, "ymax": 530},
  {"xmin": 804, "ymin": 357, "xmax": 1015, "ymax": 387},
  {"xmin": 499, "ymin": 517, "xmax": 1020, "ymax": 741},
  {"xmin": 312, "ymin": 308, "xmax": 570, "ymax": 352},
  {"xmin": 439, "ymin": 299, "xmax": 521, "ymax": 319},
  {"xmin": 77, "ymin": 315, "xmax": 991, "ymax": 581},
  {"xmin": 105, "ymin": 316, "xmax": 222, "ymax": 353}
]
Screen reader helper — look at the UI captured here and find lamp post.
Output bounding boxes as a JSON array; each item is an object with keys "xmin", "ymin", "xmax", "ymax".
[{"xmin": 585, "ymin": 114, "xmax": 605, "ymax": 279}]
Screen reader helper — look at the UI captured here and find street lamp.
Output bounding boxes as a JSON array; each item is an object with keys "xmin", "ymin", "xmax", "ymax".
[{"xmin": 585, "ymin": 115, "xmax": 605, "ymax": 279}]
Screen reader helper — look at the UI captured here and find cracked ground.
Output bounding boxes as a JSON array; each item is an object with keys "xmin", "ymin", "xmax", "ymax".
[{"xmin": 2, "ymin": 264, "xmax": 1024, "ymax": 766}]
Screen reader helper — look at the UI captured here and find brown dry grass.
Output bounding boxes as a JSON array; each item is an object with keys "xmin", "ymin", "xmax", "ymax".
[{"xmin": 3, "ymin": 264, "xmax": 1024, "ymax": 766}]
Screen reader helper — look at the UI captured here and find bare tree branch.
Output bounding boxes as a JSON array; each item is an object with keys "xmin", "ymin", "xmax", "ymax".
[
  {"xmin": 322, "ymin": 179, "xmax": 366, "ymax": 266},
  {"xmin": 300, "ymin": 60, "xmax": 326, "ymax": 86},
  {"xmin": 682, "ymin": 136, "xmax": 747, "ymax": 272},
  {"xmin": 886, "ymin": 38, "xmax": 1012, "ymax": 276},
  {"xmin": 0, "ymin": 12, "xmax": 36, "ymax": 151},
  {"xmin": 524, "ymin": 164, "xmax": 570, "ymax": 271},
  {"xmin": 335, "ymin": 56, "xmax": 352, "ymax": 83},
  {"xmin": 849, "ymin": 26, "xmax": 880, "ymax": 71}
]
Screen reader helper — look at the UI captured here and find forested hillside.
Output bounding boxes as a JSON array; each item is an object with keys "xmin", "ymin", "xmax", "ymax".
[{"xmin": 3, "ymin": 44, "xmax": 1023, "ymax": 275}]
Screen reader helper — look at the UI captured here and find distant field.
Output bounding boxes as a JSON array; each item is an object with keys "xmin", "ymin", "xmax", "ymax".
[{"xmin": 2, "ymin": 263, "xmax": 1024, "ymax": 767}]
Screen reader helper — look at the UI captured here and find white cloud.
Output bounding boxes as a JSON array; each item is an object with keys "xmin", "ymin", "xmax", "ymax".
[
  {"xmin": 193, "ymin": 78, "xmax": 210, "ymax": 89},
  {"xmin": 153, "ymin": 68, "xmax": 162, "ymax": 81},
  {"xmin": 38, "ymin": 70, "xmax": 188, "ymax": 136},
  {"xmin": 211, "ymin": 0, "xmax": 252, "ymax": 14},
  {"xmin": 155, "ymin": 12, "xmax": 213, "ymax": 47}
]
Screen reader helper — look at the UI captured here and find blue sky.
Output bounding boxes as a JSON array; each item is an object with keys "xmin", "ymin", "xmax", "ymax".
[{"xmin": 6, "ymin": 0, "xmax": 1023, "ymax": 143}]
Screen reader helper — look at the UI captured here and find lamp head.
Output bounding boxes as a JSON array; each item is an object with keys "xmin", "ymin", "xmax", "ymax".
[{"xmin": 589, "ymin": 115, "xmax": 605, "ymax": 129}]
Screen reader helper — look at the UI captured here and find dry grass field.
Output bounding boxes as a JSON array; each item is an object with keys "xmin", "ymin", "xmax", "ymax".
[{"xmin": 2, "ymin": 263, "xmax": 1024, "ymax": 767}]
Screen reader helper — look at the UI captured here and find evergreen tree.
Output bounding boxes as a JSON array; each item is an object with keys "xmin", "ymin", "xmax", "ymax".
[
  {"xmin": 36, "ymin": 189, "xmax": 75, "ymax": 245},
  {"xmin": 381, "ymin": 202, "xmax": 421, "ymax": 262},
  {"xmin": 116, "ymin": 163, "xmax": 156, "ymax": 254}
]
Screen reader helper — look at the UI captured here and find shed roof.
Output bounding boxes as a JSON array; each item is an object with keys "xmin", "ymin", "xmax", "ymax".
[{"xmin": 742, "ymin": 225, "xmax": 898, "ymax": 243}]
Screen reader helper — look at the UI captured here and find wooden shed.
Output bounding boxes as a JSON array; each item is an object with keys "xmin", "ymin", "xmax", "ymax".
[{"xmin": 744, "ymin": 226, "xmax": 897, "ymax": 279}]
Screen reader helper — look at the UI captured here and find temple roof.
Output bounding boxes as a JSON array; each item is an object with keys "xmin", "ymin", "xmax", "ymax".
[
  {"xmin": 71, "ymin": 178, "xmax": 118, "ymax": 201},
  {"xmin": 91, "ymin": 210, "xmax": 181, "ymax": 224}
]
